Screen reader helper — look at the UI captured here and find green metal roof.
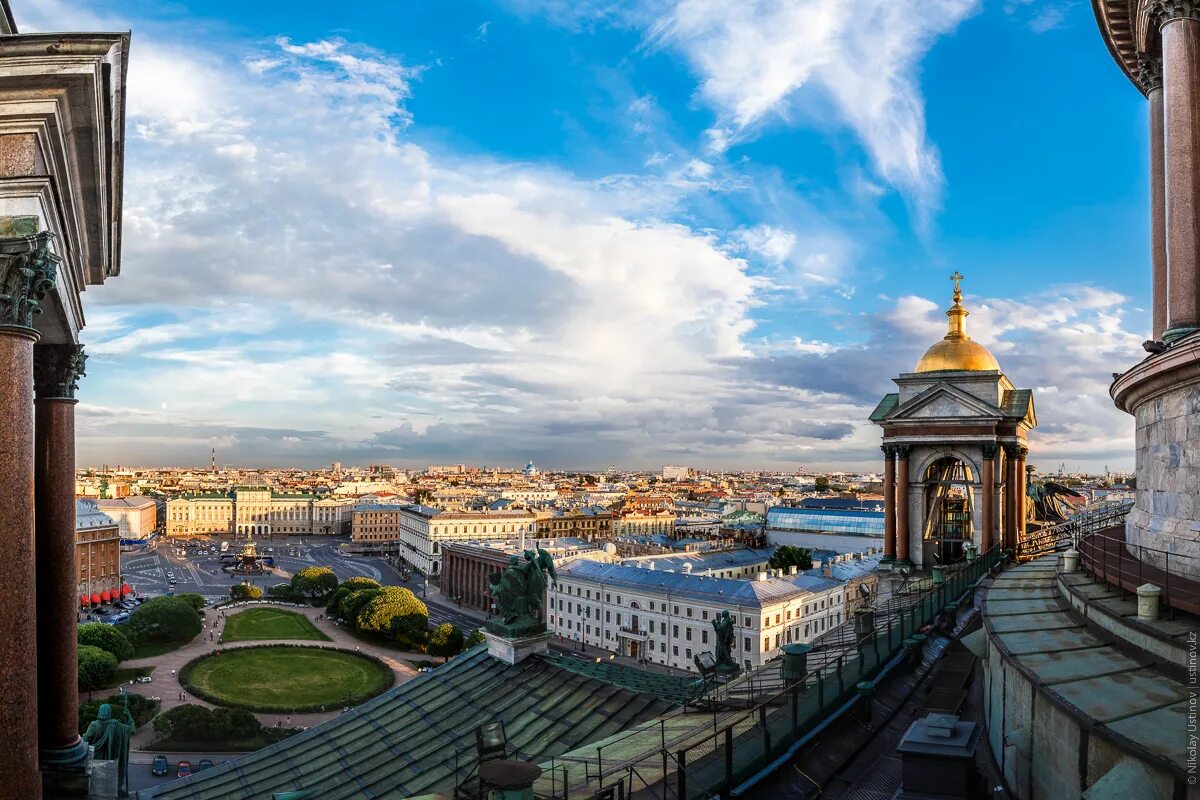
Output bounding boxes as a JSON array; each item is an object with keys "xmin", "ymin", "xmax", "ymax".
[
  {"xmin": 1001, "ymin": 389, "xmax": 1033, "ymax": 419},
  {"xmin": 140, "ymin": 646, "xmax": 675, "ymax": 800},
  {"xmin": 540, "ymin": 652, "xmax": 705, "ymax": 706},
  {"xmin": 868, "ymin": 393, "xmax": 899, "ymax": 423}
]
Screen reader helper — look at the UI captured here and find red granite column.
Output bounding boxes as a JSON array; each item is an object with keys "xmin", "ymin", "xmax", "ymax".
[
  {"xmin": 895, "ymin": 447, "xmax": 911, "ymax": 566},
  {"xmin": 1017, "ymin": 449, "xmax": 1029, "ymax": 546},
  {"xmin": 981, "ymin": 444, "xmax": 996, "ymax": 553},
  {"xmin": 0, "ymin": 230, "xmax": 58, "ymax": 800},
  {"xmin": 882, "ymin": 446, "xmax": 896, "ymax": 564},
  {"xmin": 1140, "ymin": 56, "xmax": 1168, "ymax": 340},
  {"xmin": 1159, "ymin": 4, "xmax": 1200, "ymax": 341},
  {"xmin": 34, "ymin": 345, "xmax": 89, "ymax": 778},
  {"xmin": 1003, "ymin": 446, "xmax": 1018, "ymax": 552}
]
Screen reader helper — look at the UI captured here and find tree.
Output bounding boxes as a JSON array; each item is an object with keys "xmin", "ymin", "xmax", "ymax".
[
  {"xmin": 78, "ymin": 622, "xmax": 133, "ymax": 662},
  {"xmin": 768, "ymin": 545, "xmax": 813, "ymax": 572},
  {"xmin": 230, "ymin": 583, "xmax": 263, "ymax": 601},
  {"xmin": 428, "ymin": 623, "xmax": 464, "ymax": 662},
  {"xmin": 340, "ymin": 576, "xmax": 381, "ymax": 593},
  {"xmin": 175, "ymin": 593, "xmax": 206, "ymax": 613},
  {"xmin": 814, "ymin": 476, "xmax": 831, "ymax": 493},
  {"xmin": 357, "ymin": 587, "xmax": 429, "ymax": 645},
  {"xmin": 126, "ymin": 596, "xmax": 202, "ymax": 643},
  {"xmin": 291, "ymin": 566, "xmax": 338, "ymax": 603},
  {"xmin": 411, "ymin": 488, "xmax": 434, "ymax": 505},
  {"xmin": 341, "ymin": 588, "xmax": 381, "ymax": 625},
  {"xmin": 268, "ymin": 583, "xmax": 302, "ymax": 602},
  {"xmin": 465, "ymin": 628, "xmax": 487, "ymax": 647},
  {"xmin": 77, "ymin": 645, "xmax": 118, "ymax": 690}
]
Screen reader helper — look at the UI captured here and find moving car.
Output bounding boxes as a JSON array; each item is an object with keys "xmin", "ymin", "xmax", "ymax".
[
  {"xmin": 197, "ymin": 759, "xmax": 214, "ymax": 771},
  {"xmin": 151, "ymin": 756, "xmax": 168, "ymax": 776},
  {"xmin": 176, "ymin": 760, "xmax": 192, "ymax": 778}
]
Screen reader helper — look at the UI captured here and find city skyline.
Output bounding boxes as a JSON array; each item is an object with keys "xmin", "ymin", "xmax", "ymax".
[{"xmin": 20, "ymin": 1, "xmax": 1147, "ymax": 471}]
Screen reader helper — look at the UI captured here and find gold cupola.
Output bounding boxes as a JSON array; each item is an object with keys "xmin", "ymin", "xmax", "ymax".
[{"xmin": 914, "ymin": 272, "xmax": 1000, "ymax": 373}]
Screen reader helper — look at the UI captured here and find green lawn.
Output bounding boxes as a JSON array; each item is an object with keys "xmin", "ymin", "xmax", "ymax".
[
  {"xmin": 222, "ymin": 608, "xmax": 331, "ymax": 643},
  {"xmin": 183, "ymin": 647, "xmax": 392, "ymax": 712}
]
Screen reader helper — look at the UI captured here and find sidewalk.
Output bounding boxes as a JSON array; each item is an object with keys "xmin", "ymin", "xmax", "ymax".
[{"xmin": 90, "ymin": 602, "xmax": 421, "ymax": 752}]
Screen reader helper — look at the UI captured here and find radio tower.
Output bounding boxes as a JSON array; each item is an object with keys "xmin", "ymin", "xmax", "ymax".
[{"xmin": 211, "ymin": 447, "xmax": 216, "ymax": 472}]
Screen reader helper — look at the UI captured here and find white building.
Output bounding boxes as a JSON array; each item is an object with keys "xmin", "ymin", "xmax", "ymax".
[
  {"xmin": 352, "ymin": 505, "xmax": 537, "ymax": 575},
  {"xmin": 549, "ymin": 560, "xmax": 847, "ymax": 672},
  {"xmin": 500, "ymin": 487, "xmax": 558, "ymax": 504},
  {"xmin": 95, "ymin": 496, "xmax": 159, "ymax": 544},
  {"xmin": 611, "ymin": 511, "xmax": 676, "ymax": 538},
  {"xmin": 166, "ymin": 488, "xmax": 357, "ymax": 538},
  {"xmin": 662, "ymin": 465, "xmax": 692, "ymax": 481}
]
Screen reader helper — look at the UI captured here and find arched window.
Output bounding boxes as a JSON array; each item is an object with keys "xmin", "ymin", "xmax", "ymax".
[{"xmin": 923, "ymin": 456, "xmax": 975, "ymax": 563}]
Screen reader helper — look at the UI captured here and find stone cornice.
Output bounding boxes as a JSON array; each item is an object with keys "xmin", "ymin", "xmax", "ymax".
[
  {"xmin": 34, "ymin": 343, "xmax": 85, "ymax": 400},
  {"xmin": 1111, "ymin": 334, "xmax": 1200, "ymax": 412},
  {"xmin": 0, "ymin": 229, "xmax": 57, "ymax": 329}
]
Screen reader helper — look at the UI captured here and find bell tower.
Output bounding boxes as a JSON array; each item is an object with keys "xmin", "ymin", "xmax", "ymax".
[{"xmin": 869, "ymin": 275, "xmax": 1037, "ymax": 568}]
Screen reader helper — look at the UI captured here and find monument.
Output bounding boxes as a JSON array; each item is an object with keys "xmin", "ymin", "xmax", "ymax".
[
  {"xmin": 870, "ymin": 274, "xmax": 1037, "ymax": 568},
  {"xmin": 82, "ymin": 702, "xmax": 134, "ymax": 798},
  {"xmin": 483, "ymin": 548, "xmax": 557, "ymax": 664}
]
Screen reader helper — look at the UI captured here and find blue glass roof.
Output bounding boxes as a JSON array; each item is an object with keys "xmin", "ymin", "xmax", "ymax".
[{"xmin": 766, "ymin": 507, "xmax": 885, "ymax": 537}]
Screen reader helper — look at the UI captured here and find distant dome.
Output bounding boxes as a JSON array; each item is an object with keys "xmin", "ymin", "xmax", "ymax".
[{"xmin": 915, "ymin": 274, "xmax": 1000, "ymax": 373}]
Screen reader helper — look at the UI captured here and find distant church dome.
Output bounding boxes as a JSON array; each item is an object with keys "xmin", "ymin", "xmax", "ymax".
[{"xmin": 915, "ymin": 273, "xmax": 1000, "ymax": 374}]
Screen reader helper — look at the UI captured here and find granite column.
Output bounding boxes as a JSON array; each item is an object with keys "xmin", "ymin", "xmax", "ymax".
[
  {"xmin": 1140, "ymin": 57, "xmax": 1168, "ymax": 340},
  {"xmin": 1158, "ymin": 2, "xmax": 1200, "ymax": 341},
  {"xmin": 0, "ymin": 230, "xmax": 58, "ymax": 800},
  {"xmin": 35, "ymin": 345, "xmax": 89, "ymax": 785},
  {"xmin": 1003, "ymin": 446, "xmax": 1018, "ymax": 552},
  {"xmin": 882, "ymin": 446, "xmax": 896, "ymax": 565},
  {"xmin": 981, "ymin": 444, "xmax": 996, "ymax": 553},
  {"xmin": 894, "ymin": 447, "xmax": 910, "ymax": 567}
]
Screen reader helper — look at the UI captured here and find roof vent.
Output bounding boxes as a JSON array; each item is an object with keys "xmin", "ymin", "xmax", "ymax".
[
  {"xmin": 757, "ymin": 571, "xmax": 768, "ymax": 582},
  {"xmin": 683, "ymin": 563, "xmax": 693, "ymax": 573},
  {"xmin": 789, "ymin": 565, "xmax": 798, "ymax": 575}
]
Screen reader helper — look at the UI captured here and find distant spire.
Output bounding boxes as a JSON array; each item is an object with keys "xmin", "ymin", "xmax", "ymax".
[{"xmin": 211, "ymin": 447, "xmax": 216, "ymax": 472}]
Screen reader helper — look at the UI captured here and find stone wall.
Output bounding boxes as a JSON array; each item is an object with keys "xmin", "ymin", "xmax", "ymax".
[{"xmin": 1125, "ymin": 379, "xmax": 1200, "ymax": 579}]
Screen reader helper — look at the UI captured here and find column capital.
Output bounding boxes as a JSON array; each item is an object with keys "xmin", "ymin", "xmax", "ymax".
[
  {"xmin": 881, "ymin": 444, "xmax": 897, "ymax": 461},
  {"xmin": 1150, "ymin": 0, "xmax": 1200, "ymax": 26},
  {"xmin": 981, "ymin": 443, "xmax": 998, "ymax": 460},
  {"xmin": 893, "ymin": 444, "xmax": 910, "ymax": 460},
  {"xmin": 34, "ymin": 344, "xmax": 86, "ymax": 400},
  {"xmin": 1135, "ymin": 55, "xmax": 1164, "ymax": 93},
  {"xmin": 1003, "ymin": 443, "xmax": 1023, "ymax": 459},
  {"xmin": 0, "ymin": 229, "xmax": 58, "ymax": 331}
]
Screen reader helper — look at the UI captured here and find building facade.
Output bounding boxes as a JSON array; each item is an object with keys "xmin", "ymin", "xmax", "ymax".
[
  {"xmin": 534, "ymin": 507, "xmax": 613, "ymax": 540},
  {"xmin": 549, "ymin": 560, "xmax": 847, "ymax": 672},
  {"xmin": 611, "ymin": 510, "xmax": 676, "ymax": 539},
  {"xmin": 166, "ymin": 488, "xmax": 356, "ymax": 538},
  {"xmin": 441, "ymin": 537, "xmax": 607, "ymax": 614},
  {"xmin": 351, "ymin": 505, "xmax": 537, "ymax": 574},
  {"xmin": 95, "ymin": 496, "xmax": 159, "ymax": 545},
  {"xmin": 76, "ymin": 500, "xmax": 121, "ymax": 606}
]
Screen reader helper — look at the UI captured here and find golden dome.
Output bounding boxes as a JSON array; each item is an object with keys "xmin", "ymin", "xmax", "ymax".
[{"xmin": 915, "ymin": 272, "xmax": 1000, "ymax": 373}]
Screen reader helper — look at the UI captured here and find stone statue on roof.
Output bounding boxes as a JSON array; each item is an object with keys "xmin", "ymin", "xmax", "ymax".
[
  {"xmin": 711, "ymin": 610, "xmax": 739, "ymax": 673},
  {"xmin": 487, "ymin": 549, "xmax": 558, "ymax": 638},
  {"xmin": 83, "ymin": 700, "xmax": 135, "ymax": 797}
]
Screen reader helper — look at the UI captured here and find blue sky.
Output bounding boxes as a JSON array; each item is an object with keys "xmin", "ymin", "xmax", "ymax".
[{"xmin": 25, "ymin": 0, "xmax": 1149, "ymax": 471}]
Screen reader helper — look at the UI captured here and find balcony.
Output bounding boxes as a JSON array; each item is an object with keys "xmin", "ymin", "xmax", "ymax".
[{"xmin": 617, "ymin": 625, "xmax": 648, "ymax": 639}]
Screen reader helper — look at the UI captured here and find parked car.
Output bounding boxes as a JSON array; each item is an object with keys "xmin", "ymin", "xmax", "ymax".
[
  {"xmin": 111, "ymin": 612, "xmax": 129, "ymax": 624},
  {"xmin": 151, "ymin": 756, "xmax": 168, "ymax": 776},
  {"xmin": 135, "ymin": 675, "xmax": 152, "ymax": 684},
  {"xmin": 176, "ymin": 760, "xmax": 192, "ymax": 778},
  {"xmin": 197, "ymin": 759, "xmax": 214, "ymax": 772}
]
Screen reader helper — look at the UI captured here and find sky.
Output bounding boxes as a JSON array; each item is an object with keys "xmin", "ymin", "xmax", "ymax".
[{"xmin": 22, "ymin": 0, "xmax": 1151, "ymax": 472}]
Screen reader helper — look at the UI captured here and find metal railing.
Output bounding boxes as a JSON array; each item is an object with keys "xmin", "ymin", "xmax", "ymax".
[
  {"xmin": 1077, "ymin": 522, "xmax": 1200, "ymax": 618},
  {"xmin": 558, "ymin": 547, "xmax": 1005, "ymax": 800},
  {"xmin": 1015, "ymin": 500, "xmax": 1134, "ymax": 560}
]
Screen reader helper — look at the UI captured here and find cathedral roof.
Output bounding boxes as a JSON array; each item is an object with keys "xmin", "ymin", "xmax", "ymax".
[{"xmin": 914, "ymin": 273, "xmax": 1000, "ymax": 374}]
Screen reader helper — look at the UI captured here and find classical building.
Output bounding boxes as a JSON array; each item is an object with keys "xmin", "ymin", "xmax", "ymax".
[
  {"xmin": 611, "ymin": 509, "xmax": 676, "ymax": 538},
  {"xmin": 440, "ymin": 537, "xmax": 608, "ymax": 614},
  {"xmin": 549, "ymin": 560, "xmax": 847, "ymax": 671},
  {"xmin": 75, "ymin": 500, "xmax": 122, "ymax": 606},
  {"xmin": 350, "ymin": 504, "xmax": 537, "ymax": 575},
  {"xmin": 534, "ymin": 506, "xmax": 612, "ymax": 540},
  {"xmin": 870, "ymin": 275, "xmax": 1036, "ymax": 568},
  {"xmin": 0, "ymin": 7, "xmax": 130, "ymax": 795},
  {"xmin": 165, "ymin": 488, "xmax": 356, "ymax": 538},
  {"xmin": 95, "ymin": 495, "xmax": 158, "ymax": 545}
]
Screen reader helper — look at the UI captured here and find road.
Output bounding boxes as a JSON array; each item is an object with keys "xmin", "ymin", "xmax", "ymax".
[{"xmin": 117, "ymin": 536, "xmax": 483, "ymax": 634}]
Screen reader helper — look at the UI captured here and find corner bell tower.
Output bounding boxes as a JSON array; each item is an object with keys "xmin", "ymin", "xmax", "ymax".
[{"xmin": 869, "ymin": 274, "xmax": 1037, "ymax": 569}]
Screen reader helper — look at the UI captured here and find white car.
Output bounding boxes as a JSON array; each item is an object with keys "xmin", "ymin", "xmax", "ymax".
[{"xmin": 135, "ymin": 676, "xmax": 152, "ymax": 684}]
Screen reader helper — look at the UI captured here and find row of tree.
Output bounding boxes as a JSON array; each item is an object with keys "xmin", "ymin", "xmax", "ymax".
[
  {"xmin": 77, "ymin": 595, "xmax": 206, "ymax": 689},
  {"xmin": 324, "ymin": 575, "xmax": 469, "ymax": 660}
]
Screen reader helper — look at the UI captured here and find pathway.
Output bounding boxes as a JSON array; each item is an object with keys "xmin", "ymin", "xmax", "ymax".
[{"xmin": 84, "ymin": 602, "xmax": 424, "ymax": 751}]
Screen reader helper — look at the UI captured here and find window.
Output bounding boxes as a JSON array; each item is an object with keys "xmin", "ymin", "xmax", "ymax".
[
  {"xmin": 661, "ymin": 642, "xmax": 666, "ymax": 653},
  {"xmin": 672, "ymin": 625, "xmax": 679, "ymax": 638},
  {"xmin": 567, "ymin": 602, "xmax": 572, "ymax": 614},
  {"xmin": 605, "ymin": 610, "xmax": 610, "ymax": 623},
  {"xmin": 744, "ymin": 617, "xmax": 752, "ymax": 627},
  {"xmin": 685, "ymin": 628, "xmax": 692, "ymax": 641},
  {"xmin": 775, "ymin": 614, "xmax": 781, "ymax": 625},
  {"xmin": 763, "ymin": 636, "xmax": 770, "ymax": 651},
  {"xmin": 686, "ymin": 648, "xmax": 692, "ymax": 659},
  {"xmin": 686, "ymin": 607, "xmax": 693, "ymax": 618},
  {"xmin": 673, "ymin": 605, "xmax": 679, "ymax": 615},
  {"xmin": 743, "ymin": 637, "xmax": 751, "ymax": 652},
  {"xmin": 702, "ymin": 630, "xmax": 709, "ymax": 644},
  {"xmin": 673, "ymin": 645, "xmax": 679, "ymax": 656},
  {"xmin": 702, "ymin": 609, "xmax": 709, "ymax": 620},
  {"xmin": 660, "ymin": 622, "xmax": 666, "ymax": 635},
  {"xmin": 606, "ymin": 593, "xmax": 611, "ymax": 603}
]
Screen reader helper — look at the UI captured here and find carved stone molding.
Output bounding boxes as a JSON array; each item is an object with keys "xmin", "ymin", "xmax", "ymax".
[
  {"xmin": 1135, "ymin": 55, "xmax": 1163, "ymax": 92},
  {"xmin": 0, "ymin": 230, "xmax": 57, "ymax": 330},
  {"xmin": 893, "ymin": 444, "xmax": 911, "ymax": 460},
  {"xmin": 1150, "ymin": 0, "xmax": 1200, "ymax": 27},
  {"xmin": 881, "ymin": 444, "xmax": 897, "ymax": 461},
  {"xmin": 981, "ymin": 443, "xmax": 998, "ymax": 460},
  {"xmin": 34, "ymin": 344, "xmax": 86, "ymax": 400}
]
